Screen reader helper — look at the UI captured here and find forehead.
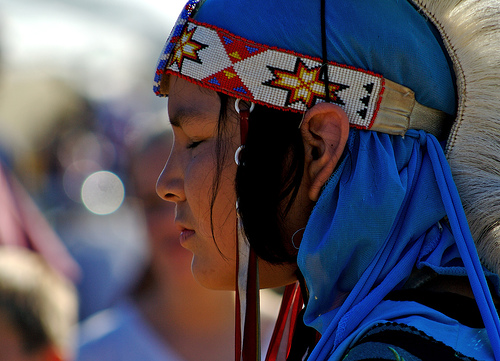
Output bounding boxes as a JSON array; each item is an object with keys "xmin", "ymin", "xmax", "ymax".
[{"xmin": 167, "ymin": 76, "xmax": 221, "ymax": 127}]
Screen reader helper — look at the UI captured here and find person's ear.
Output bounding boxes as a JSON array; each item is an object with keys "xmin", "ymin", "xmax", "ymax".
[{"xmin": 300, "ymin": 102, "xmax": 349, "ymax": 202}]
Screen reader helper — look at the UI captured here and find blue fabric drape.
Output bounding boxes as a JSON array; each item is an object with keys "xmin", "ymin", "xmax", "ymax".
[{"xmin": 298, "ymin": 129, "xmax": 500, "ymax": 360}]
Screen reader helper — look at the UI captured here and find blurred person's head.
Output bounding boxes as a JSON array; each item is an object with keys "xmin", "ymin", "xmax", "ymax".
[
  {"xmin": 77, "ymin": 128, "xmax": 235, "ymax": 361},
  {"xmin": 0, "ymin": 246, "xmax": 78, "ymax": 361},
  {"xmin": 128, "ymin": 128, "xmax": 193, "ymax": 288}
]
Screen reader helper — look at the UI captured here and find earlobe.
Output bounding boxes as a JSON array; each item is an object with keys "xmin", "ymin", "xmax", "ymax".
[{"xmin": 300, "ymin": 102, "xmax": 349, "ymax": 201}]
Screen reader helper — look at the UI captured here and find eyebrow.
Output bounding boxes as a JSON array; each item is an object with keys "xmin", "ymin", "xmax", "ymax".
[{"xmin": 169, "ymin": 108, "xmax": 214, "ymax": 128}]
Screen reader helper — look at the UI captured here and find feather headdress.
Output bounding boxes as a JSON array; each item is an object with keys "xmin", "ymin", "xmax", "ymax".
[{"xmin": 412, "ymin": 0, "xmax": 500, "ymax": 275}]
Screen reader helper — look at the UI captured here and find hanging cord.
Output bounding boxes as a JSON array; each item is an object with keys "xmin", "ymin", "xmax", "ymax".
[
  {"xmin": 427, "ymin": 134, "xmax": 500, "ymax": 360},
  {"xmin": 286, "ymin": 271, "xmax": 320, "ymax": 361},
  {"xmin": 235, "ymin": 236, "xmax": 241, "ymax": 361},
  {"xmin": 265, "ymin": 283, "xmax": 304, "ymax": 361},
  {"xmin": 234, "ymin": 99, "xmax": 260, "ymax": 361},
  {"xmin": 320, "ymin": 0, "xmax": 330, "ymax": 102}
]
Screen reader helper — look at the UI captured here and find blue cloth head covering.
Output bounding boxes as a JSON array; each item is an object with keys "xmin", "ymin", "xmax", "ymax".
[
  {"xmin": 193, "ymin": 0, "xmax": 456, "ymax": 114},
  {"xmin": 298, "ymin": 130, "xmax": 448, "ymax": 334},
  {"xmin": 298, "ymin": 129, "xmax": 500, "ymax": 359}
]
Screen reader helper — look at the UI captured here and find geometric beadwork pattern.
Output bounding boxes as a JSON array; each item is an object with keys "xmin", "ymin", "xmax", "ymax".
[
  {"xmin": 155, "ymin": 17, "xmax": 386, "ymax": 130},
  {"xmin": 154, "ymin": 0, "xmax": 201, "ymax": 93}
]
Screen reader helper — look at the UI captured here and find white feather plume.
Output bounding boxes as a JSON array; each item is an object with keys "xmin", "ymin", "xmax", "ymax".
[{"xmin": 412, "ymin": 0, "xmax": 500, "ymax": 275}]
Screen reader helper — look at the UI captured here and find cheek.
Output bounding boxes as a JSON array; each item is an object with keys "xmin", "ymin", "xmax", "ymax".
[
  {"xmin": 186, "ymin": 149, "xmax": 238, "ymax": 235},
  {"xmin": 185, "ymin": 147, "xmax": 239, "ymax": 289},
  {"xmin": 184, "ymin": 151, "xmax": 217, "ymax": 222},
  {"xmin": 209, "ymin": 156, "xmax": 238, "ymax": 247}
]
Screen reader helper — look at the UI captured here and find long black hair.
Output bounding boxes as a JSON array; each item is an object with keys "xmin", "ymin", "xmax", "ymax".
[{"xmin": 235, "ymin": 103, "xmax": 304, "ymax": 264}]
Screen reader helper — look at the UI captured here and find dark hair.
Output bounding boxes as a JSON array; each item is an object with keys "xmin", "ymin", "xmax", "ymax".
[
  {"xmin": 235, "ymin": 104, "xmax": 304, "ymax": 264},
  {"xmin": 0, "ymin": 296, "xmax": 50, "ymax": 354},
  {"xmin": 210, "ymin": 94, "xmax": 304, "ymax": 264}
]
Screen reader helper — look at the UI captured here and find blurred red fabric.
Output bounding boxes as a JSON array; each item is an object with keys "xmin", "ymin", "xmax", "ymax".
[{"xmin": 0, "ymin": 162, "xmax": 80, "ymax": 281}]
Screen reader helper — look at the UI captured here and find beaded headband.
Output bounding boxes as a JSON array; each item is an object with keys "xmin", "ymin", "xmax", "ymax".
[{"xmin": 154, "ymin": 1, "xmax": 451, "ymax": 137}]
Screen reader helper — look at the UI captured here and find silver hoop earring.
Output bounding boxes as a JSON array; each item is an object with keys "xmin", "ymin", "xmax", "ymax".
[
  {"xmin": 291, "ymin": 227, "xmax": 306, "ymax": 250},
  {"xmin": 234, "ymin": 145, "xmax": 244, "ymax": 165},
  {"xmin": 298, "ymin": 111, "xmax": 306, "ymax": 129},
  {"xmin": 235, "ymin": 98, "xmax": 255, "ymax": 114}
]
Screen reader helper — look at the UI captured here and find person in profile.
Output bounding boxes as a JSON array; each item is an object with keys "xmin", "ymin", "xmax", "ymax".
[
  {"xmin": 151, "ymin": 0, "xmax": 500, "ymax": 360},
  {"xmin": 0, "ymin": 246, "xmax": 78, "ymax": 361}
]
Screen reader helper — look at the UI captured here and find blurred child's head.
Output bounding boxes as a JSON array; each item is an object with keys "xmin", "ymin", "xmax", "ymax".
[{"xmin": 0, "ymin": 246, "xmax": 78, "ymax": 361}]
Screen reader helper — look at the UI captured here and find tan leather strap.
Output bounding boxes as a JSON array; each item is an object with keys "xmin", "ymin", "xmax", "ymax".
[{"xmin": 372, "ymin": 79, "xmax": 454, "ymax": 139}]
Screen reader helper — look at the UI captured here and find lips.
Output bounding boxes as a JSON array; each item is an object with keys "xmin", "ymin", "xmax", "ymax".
[
  {"xmin": 174, "ymin": 210, "xmax": 195, "ymax": 245},
  {"xmin": 179, "ymin": 228, "xmax": 195, "ymax": 245}
]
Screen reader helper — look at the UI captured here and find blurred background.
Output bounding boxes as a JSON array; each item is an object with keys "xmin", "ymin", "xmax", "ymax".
[
  {"xmin": 0, "ymin": 2, "xmax": 282, "ymax": 360},
  {"xmin": 0, "ymin": 0, "xmax": 186, "ymax": 320}
]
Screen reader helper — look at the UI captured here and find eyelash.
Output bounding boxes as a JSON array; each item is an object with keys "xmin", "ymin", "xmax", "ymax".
[{"xmin": 187, "ymin": 140, "xmax": 203, "ymax": 149}]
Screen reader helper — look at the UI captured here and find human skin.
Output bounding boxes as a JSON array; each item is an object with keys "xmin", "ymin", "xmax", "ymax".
[
  {"xmin": 156, "ymin": 76, "xmax": 241, "ymax": 290},
  {"xmin": 156, "ymin": 76, "xmax": 349, "ymax": 290}
]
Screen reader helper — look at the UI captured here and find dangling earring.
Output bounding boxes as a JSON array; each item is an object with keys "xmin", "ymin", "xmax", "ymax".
[
  {"xmin": 292, "ymin": 227, "xmax": 306, "ymax": 250},
  {"xmin": 234, "ymin": 98, "xmax": 255, "ymax": 166}
]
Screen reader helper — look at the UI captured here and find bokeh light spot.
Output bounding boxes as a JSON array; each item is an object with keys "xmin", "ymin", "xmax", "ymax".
[{"xmin": 81, "ymin": 171, "xmax": 125, "ymax": 215}]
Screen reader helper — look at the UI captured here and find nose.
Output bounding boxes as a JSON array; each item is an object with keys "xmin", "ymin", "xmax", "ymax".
[{"xmin": 156, "ymin": 155, "xmax": 185, "ymax": 203}]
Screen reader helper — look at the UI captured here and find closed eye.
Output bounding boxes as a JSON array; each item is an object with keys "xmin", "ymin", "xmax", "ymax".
[{"xmin": 187, "ymin": 140, "xmax": 203, "ymax": 149}]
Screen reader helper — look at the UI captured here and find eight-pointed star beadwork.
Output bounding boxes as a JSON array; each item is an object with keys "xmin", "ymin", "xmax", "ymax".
[
  {"xmin": 265, "ymin": 58, "xmax": 348, "ymax": 109},
  {"xmin": 170, "ymin": 27, "xmax": 208, "ymax": 70}
]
